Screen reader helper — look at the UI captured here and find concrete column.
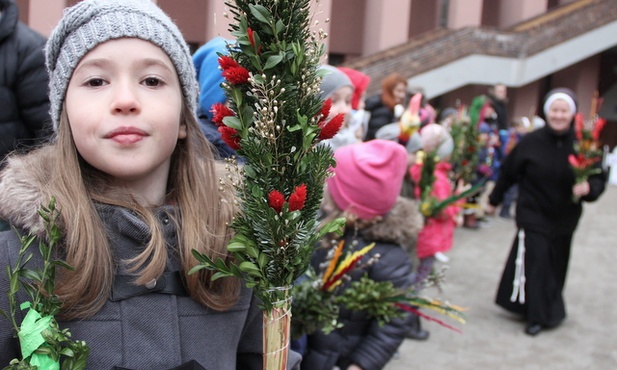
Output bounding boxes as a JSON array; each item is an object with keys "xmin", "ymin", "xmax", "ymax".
[
  {"xmin": 447, "ymin": 0, "xmax": 483, "ymax": 28},
  {"xmin": 362, "ymin": 0, "xmax": 412, "ymax": 54}
]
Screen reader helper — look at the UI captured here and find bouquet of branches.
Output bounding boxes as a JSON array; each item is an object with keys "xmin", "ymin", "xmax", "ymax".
[
  {"xmin": 456, "ymin": 96, "xmax": 485, "ymax": 185},
  {"xmin": 188, "ymin": 1, "xmax": 345, "ymax": 368},
  {"xmin": 447, "ymin": 105, "xmax": 468, "ymax": 172},
  {"xmin": 1, "ymin": 198, "xmax": 89, "ymax": 370},
  {"xmin": 291, "ymin": 240, "xmax": 466, "ymax": 340},
  {"xmin": 569, "ymin": 93, "xmax": 606, "ymax": 202},
  {"xmin": 416, "ymin": 148, "xmax": 482, "ymax": 219}
]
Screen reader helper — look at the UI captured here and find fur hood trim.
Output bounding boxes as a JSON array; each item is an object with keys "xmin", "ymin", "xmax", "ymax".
[
  {"xmin": 362, "ymin": 196, "xmax": 423, "ymax": 253},
  {"xmin": 0, "ymin": 147, "xmax": 55, "ymax": 235}
]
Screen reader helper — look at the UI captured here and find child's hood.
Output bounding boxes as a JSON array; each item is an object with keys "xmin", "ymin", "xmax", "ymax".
[{"xmin": 0, "ymin": 147, "xmax": 54, "ymax": 235}]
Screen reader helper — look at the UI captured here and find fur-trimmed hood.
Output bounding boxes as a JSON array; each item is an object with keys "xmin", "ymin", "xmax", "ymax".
[
  {"xmin": 361, "ymin": 196, "xmax": 423, "ymax": 253},
  {"xmin": 0, "ymin": 146, "xmax": 57, "ymax": 235}
]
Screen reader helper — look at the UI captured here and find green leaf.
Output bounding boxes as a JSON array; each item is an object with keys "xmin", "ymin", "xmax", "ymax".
[
  {"xmin": 18, "ymin": 269, "xmax": 41, "ymax": 282},
  {"xmin": 275, "ymin": 20, "xmax": 285, "ymax": 35},
  {"xmin": 211, "ymin": 271, "xmax": 230, "ymax": 281},
  {"xmin": 222, "ymin": 116, "xmax": 243, "ymax": 130},
  {"xmin": 227, "ymin": 241, "xmax": 247, "ymax": 253},
  {"xmin": 187, "ymin": 265, "xmax": 208, "ymax": 275},
  {"xmin": 263, "ymin": 53, "xmax": 284, "ymax": 70},
  {"xmin": 257, "ymin": 253, "xmax": 268, "ymax": 268},
  {"xmin": 249, "ymin": 4, "xmax": 272, "ymax": 24},
  {"xmin": 238, "ymin": 261, "xmax": 262, "ymax": 277},
  {"xmin": 51, "ymin": 259, "xmax": 74, "ymax": 271}
]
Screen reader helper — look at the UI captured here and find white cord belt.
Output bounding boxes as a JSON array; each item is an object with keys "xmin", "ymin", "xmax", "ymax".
[{"xmin": 510, "ymin": 229, "xmax": 526, "ymax": 303}]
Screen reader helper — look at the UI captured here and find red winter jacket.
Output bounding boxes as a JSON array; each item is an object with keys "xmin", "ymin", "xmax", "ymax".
[{"xmin": 410, "ymin": 161, "xmax": 459, "ymax": 259}]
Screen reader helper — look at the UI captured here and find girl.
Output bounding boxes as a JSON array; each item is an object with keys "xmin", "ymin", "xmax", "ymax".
[
  {"xmin": 0, "ymin": 0, "xmax": 300, "ymax": 368},
  {"xmin": 318, "ymin": 65, "xmax": 357, "ymax": 151},
  {"xmin": 487, "ymin": 88, "xmax": 606, "ymax": 336}
]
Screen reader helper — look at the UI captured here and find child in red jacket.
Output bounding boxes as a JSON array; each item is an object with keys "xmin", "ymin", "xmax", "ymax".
[{"xmin": 410, "ymin": 124, "xmax": 462, "ymax": 290}]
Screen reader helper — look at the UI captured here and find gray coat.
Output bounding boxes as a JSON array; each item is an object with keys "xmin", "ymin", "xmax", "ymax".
[{"xmin": 0, "ymin": 153, "xmax": 301, "ymax": 369}]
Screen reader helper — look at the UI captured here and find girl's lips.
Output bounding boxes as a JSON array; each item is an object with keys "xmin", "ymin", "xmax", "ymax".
[{"xmin": 104, "ymin": 127, "xmax": 148, "ymax": 144}]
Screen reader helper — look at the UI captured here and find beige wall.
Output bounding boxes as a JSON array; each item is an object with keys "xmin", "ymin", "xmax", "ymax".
[
  {"xmin": 362, "ymin": 0, "xmax": 412, "ymax": 53},
  {"xmin": 18, "ymin": 0, "xmax": 65, "ymax": 36}
]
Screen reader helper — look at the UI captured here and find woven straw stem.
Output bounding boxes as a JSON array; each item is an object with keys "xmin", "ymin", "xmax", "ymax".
[{"xmin": 263, "ymin": 286, "xmax": 292, "ymax": 370}]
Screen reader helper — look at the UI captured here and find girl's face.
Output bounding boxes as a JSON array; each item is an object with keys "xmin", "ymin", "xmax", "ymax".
[
  {"xmin": 546, "ymin": 99, "xmax": 574, "ymax": 133},
  {"xmin": 329, "ymin": 86, "xmax": 353, "ymax": 119},
  {"xmin": 392, "ymin": 82, "xmax": 407, "ymax": 104},
  {"xmin": 66, "ymin": 38, "xmax": 186, "ymax": 203}
]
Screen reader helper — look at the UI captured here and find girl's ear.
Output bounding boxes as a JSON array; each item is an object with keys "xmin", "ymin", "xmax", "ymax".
[{"xmin": 178, "ymin": 122, "xmax": 188, "ymax": 139}]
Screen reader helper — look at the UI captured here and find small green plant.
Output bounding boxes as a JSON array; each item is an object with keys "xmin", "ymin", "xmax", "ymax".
[{"xmin": 0, "ymin": 198, "xmax": 89, "ymax": 370}]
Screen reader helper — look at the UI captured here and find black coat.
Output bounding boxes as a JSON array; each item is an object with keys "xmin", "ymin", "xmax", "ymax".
[
  {"xmin": 488, "ymin": 94, "xmax": 508, "ymax": 131},
  {"xmin": 0, "ymin": 0, "xmax": 51, "ymax": 162},
  {"xmin": 364, "ymin": 95, "xmax": 395, "ymax": 141},
  {"xmin": 489, "ymin": 124, "xmax": 606, "ymax": 326}
]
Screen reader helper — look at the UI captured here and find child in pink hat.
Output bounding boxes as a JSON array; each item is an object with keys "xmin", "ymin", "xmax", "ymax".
[{"xmin": 302, "ymin": 139, "xmax": 423, "ymax": 370}]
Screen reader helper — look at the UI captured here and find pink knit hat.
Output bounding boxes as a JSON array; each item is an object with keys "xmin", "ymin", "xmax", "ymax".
[{"xmin": 327, "ymin": 140, "xmax": 407, "ymax": 220}]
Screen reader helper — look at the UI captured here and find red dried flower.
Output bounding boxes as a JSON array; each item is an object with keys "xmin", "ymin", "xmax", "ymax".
[
  {"xmin": 317, "ymin": 99, "xmax": 332, "ymax": 124},
  {"xmin": 268, "ymin": 190, "xmax": 285, "ymax": 214},
  {"xmin": 288, "ymin": 184, "xmax": 307, "ymax": 211},
  {"xmin": 218, "ymin": 126, "xmax": 241, "ymax": 150},
  {"xmin": 246, "ymin": 27, "xmax": 261, "ymax": 53},
  {"xmin": 210, "ymin": 103, "xmax": 235, "ymax": 126},
  {"xmin": 222, "ymin": 66, "xmax": 250, "ymax": 85},
  {"xmin": 218, "ymin": 55, "xmax": 239, "ymax": 70},
  {"xmin": 318, "ymin": 113, "xmax": 344, "ymax": 141},
  {"xmin": 592, "ymin": 117, "xmax": 606, "ymax": 141},
  {"xmin": 568, "ymin": 153, "xmax": 598, "ymax": 169},
  {"xmin": 574, "ymin": 114, "xmax": 585, "ymax": 141},
  {"xmin": 247, "ymin": 28, "xmax": 256, "ymax": 47}
]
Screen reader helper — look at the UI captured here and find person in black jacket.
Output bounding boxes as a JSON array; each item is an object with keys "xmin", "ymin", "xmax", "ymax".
[
  {"xmin": 0, "ymin": 0, "xmax": 51, "ymax": 231},
  {"xmin": 0, "ymin": 0, "xmax": 51, "ymax": 162},
  {"xmin": 301, "ymin": 140, "xmax": 423, "ymax": 370},
  {"xmin": 487, "ymin": 83, "xmax": 509, "ymax": 131},
  {"xmin": 487, "ymin": 88, "xmax": 606, "ymax": 336},
  {"xmin": 363, "ymin": 73, "xmax": 407, "ymax": 141}
]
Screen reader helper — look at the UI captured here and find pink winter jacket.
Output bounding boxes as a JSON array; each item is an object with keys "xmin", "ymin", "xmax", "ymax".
[{"xmin": 410, "ymin": 161, "xmax": 459, "ymax": 259}]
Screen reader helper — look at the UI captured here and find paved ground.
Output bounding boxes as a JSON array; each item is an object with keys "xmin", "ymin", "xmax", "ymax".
[{"xmin": 385, "ymin": 185, "xmax": 617, "ymax": 370}]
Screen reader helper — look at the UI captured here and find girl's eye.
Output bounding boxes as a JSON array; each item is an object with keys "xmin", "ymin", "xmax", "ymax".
[
  {"xmin": 143, "ymin": 77, "xmax": 162, "ymax": 87},
  {"xmin": 86, "ymin": 78, "xmax": 106, "ymax": 87}
]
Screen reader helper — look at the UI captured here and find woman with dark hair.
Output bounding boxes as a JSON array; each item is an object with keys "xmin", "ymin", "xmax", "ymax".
[
  {"xmin": 363, "ymin": 73, "xmax": 407, "ymax": 141},
  {"xmin": 487, "ymin": 88, "xmax": 606, "ymax": 336}
]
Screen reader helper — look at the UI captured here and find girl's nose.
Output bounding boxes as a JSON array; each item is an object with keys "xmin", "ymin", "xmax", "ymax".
[{"xmin": 111, "ymin": 81, "xmax": 141, "ymax": 114}]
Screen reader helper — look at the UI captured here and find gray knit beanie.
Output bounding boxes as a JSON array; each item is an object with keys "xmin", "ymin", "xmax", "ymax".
[
  {"xmin": 319, "ymin": 65, "xmax": 354, "ymax": 100},
  {"xmin": 45, "ymin": 0, "xmax": 198, "ymax": 131}
]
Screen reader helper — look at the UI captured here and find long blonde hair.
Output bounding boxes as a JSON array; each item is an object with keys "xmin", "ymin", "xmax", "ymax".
[{"xmin": 45, "ymin": 100, "xmax": 240, "ymax": 319}]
